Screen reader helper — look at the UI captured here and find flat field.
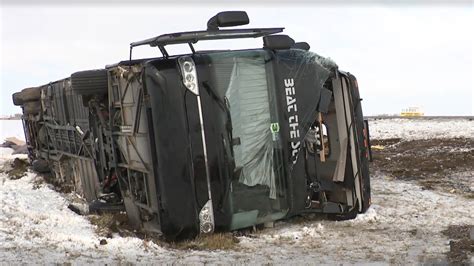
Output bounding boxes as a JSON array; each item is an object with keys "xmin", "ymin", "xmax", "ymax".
[{"xmin": 0, "ymin": 118, "xmax": 472, "ymax": 264}]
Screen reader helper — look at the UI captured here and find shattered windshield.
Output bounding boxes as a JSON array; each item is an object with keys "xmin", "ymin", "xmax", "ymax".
[
  {"xmin": 207, "ymin": 50, "xmax": 289, "ymax": 226},
  {"xmin": 225, "ymin": 55, "xmax": 276, "ymax": 198}
]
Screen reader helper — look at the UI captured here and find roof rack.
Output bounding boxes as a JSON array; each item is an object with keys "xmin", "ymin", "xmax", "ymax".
[
  {"xmin": 130, "ymin": 28, "xmax": 284, "ymax": 48},
  {"xmin": 129, "ymin": 11, "xmax": 284, "ymax": 59}
]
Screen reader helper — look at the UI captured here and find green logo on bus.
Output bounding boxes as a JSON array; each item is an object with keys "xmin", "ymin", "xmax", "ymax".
[{"xmin": 270, "ymin": 123, "xmax": 280, "ymax": 133}]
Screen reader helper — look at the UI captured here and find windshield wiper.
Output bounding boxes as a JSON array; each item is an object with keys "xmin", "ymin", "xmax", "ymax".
[{"xmin": 201, "ymin": 81, "xmax": 235, "ymax": 210}]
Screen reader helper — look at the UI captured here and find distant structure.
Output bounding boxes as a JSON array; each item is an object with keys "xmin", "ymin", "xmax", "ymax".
[
  {"xmin": 401, "ymin": 107, "xmax": 424, "ymax": 117},
  {"xmin": 0, "ymin": 113, "xmax": 22, "ymax": 120}
]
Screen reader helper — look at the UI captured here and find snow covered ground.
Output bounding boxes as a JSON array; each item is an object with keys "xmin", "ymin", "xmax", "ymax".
[
  {"xmin": 369, "ymin": 117, "xmax": 474, "ymax": 140},
  {"xmin": 0, "ymin": 118, "xmax": 473, "ymax": 264},
  {"xmin": 0, "ymin": 120, "xmax": 25, "ymax": 143}
]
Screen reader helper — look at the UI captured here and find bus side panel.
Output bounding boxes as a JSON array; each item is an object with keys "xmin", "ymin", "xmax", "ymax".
[
  {"xmin": 145, "ymin": 61, "xmax": 200, "ymax": 240},
  {"xmin": 347, "ymin": 74, "xmax": 371, "ymax": 212}
]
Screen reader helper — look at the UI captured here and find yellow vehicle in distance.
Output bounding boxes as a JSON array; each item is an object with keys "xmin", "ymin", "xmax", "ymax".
[{"xmin": 401, "ymin": 107, "xmax": 424, "ymax": 117}]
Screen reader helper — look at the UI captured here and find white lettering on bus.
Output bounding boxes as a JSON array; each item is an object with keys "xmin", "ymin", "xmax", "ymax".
[{"xmin": 284, "ymin": 78, "xmax": 300, "ymax": 164}]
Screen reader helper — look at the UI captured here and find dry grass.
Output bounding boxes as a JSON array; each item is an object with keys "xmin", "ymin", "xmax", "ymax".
[
  {"xmin": 0, "ymin": 158, "xmax": 29, "ymax": 180},
  {"xmin": 41, "ymin": 172, "xmax": 74, "ymax": 194},
  {"xmin": 88, "ymin": 213, "xmax": 129, "ymax": 238},
  {"xmin": 171, "ymin": 233, "xmax": 240, "ymax": 251},
  {"xmin": 87, "ymin": 212, "xmax": 239, "ymax": 251}
]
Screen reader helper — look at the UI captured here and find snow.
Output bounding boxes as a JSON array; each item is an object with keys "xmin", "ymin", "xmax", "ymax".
[
  {"xmin": 0, "ymin": 120, "xmax": 25, "ymax": 142},
  {"xmin": 369, "ymin": 117, "xmax": 474, "ymax": 140},
  {"xmin": 0, "ymin": 148, "xmax": 15, "ymax": 159},
  {"xmin": 1, "ymin": 152, "xmax": 472, "ymax": 264},
  {"xmin": 236, "ymin": 176, "xmax": 473, "ymax": 264},
  {"xmin": 1, "ymin": 118, "xmax": 473, "ymax": 264},
  {"xmin": 0, "ymin": 159, "xmax": 172, "ymax": 264}
]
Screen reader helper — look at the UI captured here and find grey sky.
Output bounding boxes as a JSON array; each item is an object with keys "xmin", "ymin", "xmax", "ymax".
[{"xmin": 1, "ymin": 3, "xmax": 473, "ymax": 116}]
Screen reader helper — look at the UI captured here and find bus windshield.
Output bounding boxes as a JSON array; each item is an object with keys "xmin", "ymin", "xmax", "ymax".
[{"xmin": 206, "ymin": 50, "xmax": 289, "ymax": 228}]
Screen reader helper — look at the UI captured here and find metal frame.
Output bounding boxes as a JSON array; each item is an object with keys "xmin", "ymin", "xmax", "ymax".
[{"xmin": 129, "ymin": 27, "xmax": 284, "ymax": 59}]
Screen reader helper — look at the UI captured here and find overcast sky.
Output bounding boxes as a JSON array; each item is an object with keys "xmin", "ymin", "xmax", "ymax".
[{"xmin": 1, "ymin": 2, "xmax": 473, "ymax": 116}]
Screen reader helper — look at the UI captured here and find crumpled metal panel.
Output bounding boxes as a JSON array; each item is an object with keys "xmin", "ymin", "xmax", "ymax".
[{"xmin": 275, "ymin": 49, "xmax": 335, "ymax": 172}]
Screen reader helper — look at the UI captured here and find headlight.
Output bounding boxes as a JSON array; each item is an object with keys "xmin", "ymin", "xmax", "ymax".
[
  {"xmin": 199, "ymin": 199, "xmax": 215, "ymax": 234},
  {"xmin": 178, "ymin": 56, "xmax": 199, "ymax": 95}
]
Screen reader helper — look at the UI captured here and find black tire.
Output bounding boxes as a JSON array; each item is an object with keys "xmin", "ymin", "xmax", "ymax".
[
  {"xmin": 71, "ymin": 69, "xmax": 108, "ymax": 96},
  {"xmin": 12, "ymin": 92, "xmax": 24, "ymax": 106},
  {"xmin": 21, "ymin": 87, "xmax": 41, "ymax": 101},
  {"xmin": 23, "ymin": 101, "xmax": 41, "ymax": 115},
  {"xmin": 32, "ymin": 159, "xmax": 50, "ymax": 173}
]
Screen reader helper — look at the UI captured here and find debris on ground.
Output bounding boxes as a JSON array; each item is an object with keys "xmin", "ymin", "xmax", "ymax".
[
  {"xmin": 0, "ymin": 137, "xmax": 27, "ymax": 155},
  {"xmin": 0, "ymin": 137, "xmax": 25, "ymax": 148},
  {"xmin": 371, "ymin": 145, "xmax": 385, "ymax": 150},
  {"xmin": 68, "ymin": 203, "xmax": 89, "ymax": 216}
]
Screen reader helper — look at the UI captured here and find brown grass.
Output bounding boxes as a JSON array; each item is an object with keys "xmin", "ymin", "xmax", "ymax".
[
  {"xmin": 88, "ymin": 213, "xmax": 129, "ymax": 238},
  {"xmin": 171, "ymin": 233, "xmax": 239, "ymax": 251},
  {"xmin": 0, "ymin": 158, "xmax": 29, "ymax": 180},
  {"xmin": 87, "ymin": 212, "xmax": 239, "ymax": 251}
]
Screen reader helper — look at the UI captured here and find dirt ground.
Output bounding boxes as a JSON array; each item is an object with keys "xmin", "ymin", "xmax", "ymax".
[
  {"xmin": 370, "ymin": 137, "xmax": 474, "ymax": 263},
  {"xmin": 370, "ymin": 138, "xmax": 474, "ymax": 199},
  {"xmin": 442, "ymin": 225, "xmax": 474, "ymax": 264}
]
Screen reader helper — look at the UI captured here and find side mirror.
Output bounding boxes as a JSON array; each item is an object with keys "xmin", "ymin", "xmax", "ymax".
[
  {"xmin": 207, "ymin": 11, "xmax": 250, "ymax": 30},
  {"xmin": 293, "ymin": 42, "xmax": 310, "ymax": 51},
  {"xmin": 263, "ymin": 35, "xmax": 295, "ymax": 50}
]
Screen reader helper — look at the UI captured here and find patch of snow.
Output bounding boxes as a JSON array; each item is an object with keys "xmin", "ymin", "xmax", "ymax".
[
  {"xmin": 0, "ymin": 147, "xmax": 15, "ymax": 159},
  {"xmin": 350, "ymin": 205, "xmax": 378, "ymax": 224},
  {"xmin": 369, "ymin": 118, "xmax": 474, "ymax": 140},
  {"xmin": 263, "ymin": 222, "xmax": 325, "ymax": 241},
  {"xmin": 0, "ymin": 120, "xmax": 25, "ymax": 142},
  {"xmin": 449, "ymin": 147, "xmax": 474, "ymax": 153},
  {"xmin": 0, "ymin": 160, "xmax": 173, "ymax": 263}
]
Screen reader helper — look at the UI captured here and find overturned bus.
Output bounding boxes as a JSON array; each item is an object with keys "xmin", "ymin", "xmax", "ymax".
[{"xmin": 12, "ymin": 11, "xmax": 371, "ymax": 240}]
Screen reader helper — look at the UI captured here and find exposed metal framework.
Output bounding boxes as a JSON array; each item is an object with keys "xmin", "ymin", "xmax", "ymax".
[{"xmin": 129, "ymin": 27, "xmax": 284, "ymax": 59}]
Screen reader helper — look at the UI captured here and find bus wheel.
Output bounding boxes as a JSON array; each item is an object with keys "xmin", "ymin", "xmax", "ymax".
[
  {"xmin": 23, "ymin": 101, "xmax": 41, "ymax": 115},
  {"xmin": 71, "ymin": 69, "xmax": 108, "ymax": 96},
  {"xmin": 12, "ymin": 92, "xmax": 24, "ymax": 106}
]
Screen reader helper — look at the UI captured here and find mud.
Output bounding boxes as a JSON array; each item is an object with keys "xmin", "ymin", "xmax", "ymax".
[
  {"xmin": 442, "ymin": 225, "xmax": 474, "ymax": 265},
  {"xmin": 370, "ymin": 138, "xmax": 474, "ymax": 198}
]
